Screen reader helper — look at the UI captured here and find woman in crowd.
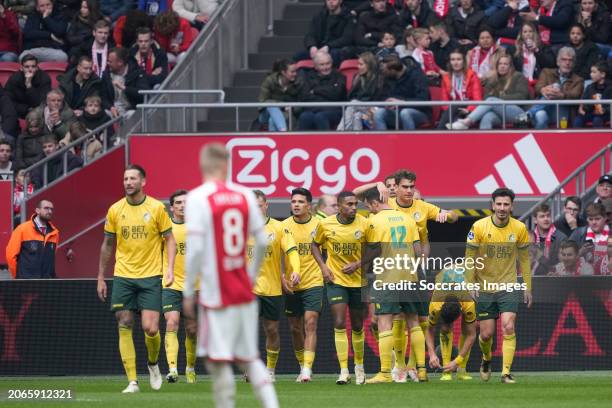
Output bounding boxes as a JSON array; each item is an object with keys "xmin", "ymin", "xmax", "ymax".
[
  {"xmin": 257, "ymin": 59, "xmax": 302, "ymax": 132},
  {"xmin": 449, "ymin": 53, "xmax": 529, "ymax": 129},
  {"xmin": 438, "ymin": 49, "xmax": 483, "ymax": 129},
  {"xmin": 66, "ymin": 0, "xmax": 103, "ymax": 62},
  {"xmin": 575, "ymin": 0, "xmax": 610, "ymax": 56},
  {"xmin": 510, "ymin": 22, "xmax": 554, "ymax": 84},
  {"xmin": 337, "ymin": 52, "xmax": 383, "ymax": 130},
  {"xmin": 567, "ymin": 23, "xmax": 601, "ymax": 81},
  {"xmin": 466, "ymin": 27, "xmax": 502, "ymax": 79}
]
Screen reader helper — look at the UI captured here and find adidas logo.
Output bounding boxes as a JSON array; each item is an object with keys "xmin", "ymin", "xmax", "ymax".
[{"xmin": 474, "ymin": 134, "xmax": 560, "ymax": 194}]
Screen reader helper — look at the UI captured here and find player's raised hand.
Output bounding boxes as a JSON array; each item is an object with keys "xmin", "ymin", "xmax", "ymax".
[
  {"xmin": 342, "ymin": 261, "xmax": 360, "ymax": 275},
  {"xmin": 97, "ymin": 279, "xmax": 107, "ymax": 302},
  {"xmin": 376, "ymin": 182, "xmax": 389, "ymax": 203},
  {"xmin": 322, "ymin": 265, "xmax": 335, "ymax": 283},
  {"xmin": 428, "ymin": 353, "xmax": 441, "ymax": 370},
  {"xmin": 524, "ymin": 290, "xmax": 533, "ymax": 308}
]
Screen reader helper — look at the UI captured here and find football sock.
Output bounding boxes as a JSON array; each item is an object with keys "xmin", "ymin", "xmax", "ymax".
[
  {"xmin": 479, "ymin": 335, "xmax": 493, "ymax": 361},
  {"xmin": 118, "ymin": 326, "xmax": 137, "ymax": 382},
  {"xmin": 410, "ymin": 326, "xmax": 426, "ymax": 368},
  {"xmin": 145, "ymin": 331, "xmax": 161, "ymax": 365},
  {"xmin": 185, "ymin": 335, "xmax": 197, "ymax": 369},
  {"xmin": 459, "ymin": 333, "xmax": 470, "ymax": 368},
  {"xmin": 165, "ymin": 330, "xmax": 179, "ymax": 370},
  {"xmin": 392, "ymin": 319, "xmax": 407, "ymax": 369},
  {"xmin": 407, "ymin": 322, "xmax": 428, "ymax": 369},
  {"xmin": 295, "ymin": 349, "xmax": 304, "ymax": 367},
  {"xmin": 502, "ymin": 334, "xmax": 516, "ymax": 375},
  {"xmin": 334, "ymin": 329, "xmax": 349, "ymax": 370},
  {"xmin": 266, "ymin": 349, "xmax": 280, "ymax": 370},
  {"xmin": 206, "ymin": 361, "xmax": 236, "ymax": 408},
  {"xmin": 240, "ymin": 359, "xmax": 279, "ymax": 408},
  {"xmin": 379, "ymin": 330, "xmax": 393, "ymax": 373},
  {"xmin": 304, "ymin": 350, "xmax": 315, "ymax": 370},
  {"xmin": 440, "ymin": 330, "xmax": 453, "ymax": 366},
  {"xmin": 352, "ymin": 329, "xmax": 365, "ymax": 366}
]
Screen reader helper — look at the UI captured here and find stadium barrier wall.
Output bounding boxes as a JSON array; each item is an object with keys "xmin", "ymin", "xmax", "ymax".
[
  {"xmin": 0, "ymin": 278, "xmax": 610, "ymax": 376},
  {"xmin": 0, "ymin": 181, "xmax": 11, "ymax": 265},
  {"xmin": 128, "ymin": 131, "xmax": 612, "ymax": 200}
]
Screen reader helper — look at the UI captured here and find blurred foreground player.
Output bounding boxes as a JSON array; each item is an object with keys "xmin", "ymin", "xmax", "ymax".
[
  {"xmin": 183, "ymin": 143, "xmax": 279, "ymax": 408},
  {"xmin": 97, "ymin": 165, "xmax": 176, "ymax": 393}
]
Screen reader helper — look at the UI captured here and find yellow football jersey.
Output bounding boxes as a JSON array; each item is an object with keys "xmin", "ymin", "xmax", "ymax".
[
  {"xmin": 365, "ymin": 209, "xmax": 420, "ymax": 282},
  {"xmin": 388, "ymin": 198, "xmax": 440, "ymax": 243},
  {"xmin": 428, "ymin": 267, "xmax": 476, "ymax": 326},
  {"xmin": 466, "ymin": 216, "xmax": 531, "ymax": 292},
  {"xmin": 282, "ymin": 215, "xmax": 322, "ymax": 291},
  {"xmin": 248, "ymin": 218, "xmax": 297, "ymax": 296},
  {"xmin": 164, "ymin": 220, "xmax": 186, "ymax": 291},
  {"xmin": 428, "ymin": 301, "xmax": 476, "ymax": 326},
  {"xmin": 313, "ymin": 214, "xmax": 367, "ymax": 288},
  {"xmin": 104, "ymin": 196, "xmax": 173, "ymax": 279}
]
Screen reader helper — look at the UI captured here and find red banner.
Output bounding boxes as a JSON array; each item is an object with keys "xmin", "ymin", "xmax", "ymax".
[
  {"xmin": 0, "ymin": 181, "xmax": 12, "ymax": 265},
  {"xmin": 129, "ymin": 132, "xmax": 612, "ymax": 199}
]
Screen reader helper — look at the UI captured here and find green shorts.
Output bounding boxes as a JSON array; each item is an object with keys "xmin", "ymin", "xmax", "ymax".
[
  {"xmin": 476, "ymin": 291, "xmax": 520, "ymax": 320},
  {"xmin": 258, "ymin": 295, "xmax": 283, "ymax": 321},
  {"xmin": 285, "ymin": 286, "xmax": 324, "ymax": 316},
  {"xmin": 326, "ymin": 283, "xmax": 366, "ymax": 309},
  {"xmin": 162, "ymin": 288, "xmax": 183, "ymax": 313},
  {"xmin": 374, "ymin": 301, "xmax": 420, "ymax": 316},
  {"xmin": 110, "ymin": 276, "xmax": 162, "ymax": 312}
]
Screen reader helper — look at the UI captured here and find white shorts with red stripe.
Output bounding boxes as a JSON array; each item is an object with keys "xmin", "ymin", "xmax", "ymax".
[{"xmin": 197, "ymin": 300, "xmax": 259, "ymax": 362}]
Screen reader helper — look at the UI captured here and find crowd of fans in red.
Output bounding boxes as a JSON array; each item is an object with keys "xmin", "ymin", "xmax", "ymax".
[{"xmin": 257, "ymin": 0, "xmax": 612, "ymax": 131}]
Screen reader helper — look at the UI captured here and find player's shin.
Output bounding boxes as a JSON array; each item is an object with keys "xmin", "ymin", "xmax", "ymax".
[
  {"xmin": 440, "ymin": 330, "xmax": 453, "ymax": 366},
  {"xmin": 379, "ymin": 330, "xmax": 394, "ymax": 373},
  {"xmin": 185, "ymin": 335, "xmax": 197, "ymax": 369},
  {"xmin": 165, "ymin": 330, "xmax": 179, "ymax": 372},
  {"xmin": 458, "ymin": 333, "xmax": 470, "ymax": 369},
  {"xmin": 266, "ymin": 349, "xmax": 280, "ymax": 370},
  {"xmin": 206, "ymin": 361, "xmax": 236, "ymax": 408},
  {"xmin": 392, "ymin": 319, "xmax": 407, "ymax": 369},
  {"xmin": 145, "ymin": 331, "xmax": 161, "ymax": 365},
  {"xmin": 502, "ymin": 334, "xmax": 516, "ymax": 375},
  {"xmin": 334, "ymin": 328, "xmax": 349, "ymax": 370},
  {"xmin": 352, "ymin": 329, "xmax": 365, "ymax": 366},
  {"xmin": 479, "ymin": 335, "xmax": 493, "ymax": 361},
  {"xmin": 119, "ymin": 326, "xmax": 137, "ymax": 382},
  {"xmin": 241, "ymin": 360, "xmax": 279, "ymax": 408}
]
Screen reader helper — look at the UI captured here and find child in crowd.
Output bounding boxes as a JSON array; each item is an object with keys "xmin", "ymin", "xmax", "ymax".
[{"xmin": 574, "ymin": 61, "xmax": 612, "ymax": 128}]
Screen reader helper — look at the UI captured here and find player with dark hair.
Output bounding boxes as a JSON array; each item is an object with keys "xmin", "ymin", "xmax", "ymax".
[
  {"xmin": 466, "ymin": 187, "xmax": 532, "ymax": 384},
  {"xmin": 312, "ymin": 191, "xmax": 368, "ymax": 385}
]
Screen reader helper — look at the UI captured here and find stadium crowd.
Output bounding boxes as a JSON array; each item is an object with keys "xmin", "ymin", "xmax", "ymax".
[{"xmin": 257, "ymin": 0, "xmax": 612, "ymax": 131}]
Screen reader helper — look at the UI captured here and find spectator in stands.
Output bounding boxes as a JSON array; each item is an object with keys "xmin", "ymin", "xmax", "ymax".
[
  {"xmin": 530, "ymin": 202, "xmax": 568, "ymax": 275},
  {"xmin": 12, "ymin": 168, "xmax": 34, "ymax": 222},
  {"xmin": 551, "ymin": 239, "xmax": 594, "ymax": 276},
  {"xmin": 488, "ymin": 0, "xmax": 529, "ymax": 44},
  {"xmin": 467, "ymin": 27, "xmax": 502, "ymax": 79},
  {"xmin": 73, "ymin": 19, "xmax": 114, "ymax": 77},
  {"xmin": 374, "ymin": 54, "xmax": 431, "ymax": 130},
  {"xmin": 314, "ymin": 194, "xmax": 338, "ymax": 219},
  {"xmin": 65, "ymin": 0, "xmax": 101, "ymax": 62},
  {"xmin": 354, "ymin": 0, "xmax": 401, "ymax": 54},
  {"xmin": 139, "ymin": 0, "xmax": 169, "ymax": 16},
  {"xmin": 5, "ymin": 0, "xmax": 36, "ymax": 19},
  {"xmin": 593, "ymin": 235, "xmax": 611, "ymax": 275},
  {"xmin": 553, "ymin": 196, "xmax": 586, "ymax": 237},
  {"xmin": 399, "ymin": 0, "xmax": 440, "ymax": 29},
  {"xmin": 337, "ymin": 51, "xmax": 383, "ymax": 130},
  {"xmin": 569, "ymin": 202, "xmax": 609, "ymax": 266},
  {"xmin": 297, "ymin": 0, "xmax": 354, "ymax": 67},
  {"xmin": 297, "ymin": 51, "xmax": 346, "ymax": 130},
  {"xmin": 395, "ymin": 27, "xmax": 416, "ymax": 58},
  {"xmin": 603, "ymin": 198, "xmax": 612, "ymax": 225},
  {"xmin": 574, "ymin": 61, "xmax": 612, "ymax": 128},
  {"xmin": 15, "ymin": 111, "xmax": 45, "ymax": 169},
  {"xmin": 5, "ymin": 55, "xmax": 52, "ymax": 119},
  {"xmin": 79, "ymin": 95, "xmax": 111, "ymax": 132},
  {"xmin": 411, "ymin": 28, "xmax": 442, "ymax": 84},
  {"xmin": 521, "ymin": 47, "xmax": 583, "ymax": 129},
  {"xmin": 449, "ymin": 53, "xmax": 528, "ymax": 129},
  {"xmin": 130, "ymin": 27, "xmax": 168, "ymax": 89},
  {"xmin": 566, "ymin": 23, "xmax": 601, "ymax": 81},
  {"xmin": 113, "ymin": 9, "xmax": 152, "ymax": 49},
  {"xmin": 509, "ymin": 22, "xmax": 554, "ymax": 83},
  {"xmin": 0, "ymin": 4, "xmax": 20, "ymax": 62},
  {"xmin": 375, "ymin": 31, "xmax": 398, "ymax": 60},
  {"xmin": 519, "ymin": 0, "xmax": 574, "ymax": 46},
  {"xmin": 55, "ymin": 0, "xmax": 82, "ymax": 20},
  {"xmin": 30, "ymin": 135, "xmax": 82, "ymax": 188},
  {"xmin": 257, "ymin": 59, "xmax": 302, "ymax": 132},
  {"xmin": 591, "ymin": 174, "xmax": 612, "ymax": 205},
  {"xmin": 445, "ymin": 0, "xmax": 485, "ymax": 49},
  {"xmin": 0, "ymin": 140, "xmax": 13, "ymax": 180},
  {"xmin": 438, "ymin": 49, "xmax": 483, "ymax": 129},
  {"xmin": 58, "ymin": 55, "xmax": 105, "ymax": 115},
  {"xmin": 575, "ymin": 0, "xmax": 611, "ymax": 60},
  {"xmin": 6, "ymin": 198, "xmax": 59, "ymax": 279},
  {"xmin": 21, "ymin": 0, "xmax": 69, "ymax": 63},
  {"xmin": 31, "ymin": 88, "xmax": 76, "ymax": 141},
  {"xmin": 172, "ymin": 0, "xmax": 218, "ymax": 29},
  {"xmin": 102, "ymin": 47, "xmax": 150, "ymax": 117},
  {"xmin": 0, "ymin": 86, "xmax": 19, "ymax": 144},
  {"xmin": 100, "ymin": 0, "xmax": 134, "ymax": 23},
  {"xmin": 153, "ymin": 10, "xmax": 195, "ymax": 65},
  {"xmin": 429, "ymin": 21, "xmax": 459, "ymax": 70}
]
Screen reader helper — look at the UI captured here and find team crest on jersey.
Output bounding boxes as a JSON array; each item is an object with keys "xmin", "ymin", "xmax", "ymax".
[
  {"xmin": 467, "ymin": 231, "xmax": 474, "ymax": 240},
  {"xmin": 508, "ymin": 233, "xmax": 516, "ymax": 242},
  {"xmin": 143, "ymin": 212, "xmax": 151, "ymax": 223},
  {"xmin": 267, "ymin": 232, "xmax": 275, "ymax": 242},
  {"xmin": 413, "ymin": 212, "xmax": 421, "ymax": 221},
  {"xmin": 354, "ymin": 230, "xmax": 363, "ymax": 239},
  {"xmin": 310, "ymin": 229, "xmax": 316, "ymax": 239},
  {"xmin": 122, "ymin": 226, "xmax": 130, "ymax": 240}
]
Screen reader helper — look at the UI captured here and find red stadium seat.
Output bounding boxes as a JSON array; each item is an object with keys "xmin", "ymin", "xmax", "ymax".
[
  {"xmin": 339, "ymin": 59, "xmax": 359, "ymax": 92},
  {"xmin": 39, "ymin": 61, "xmax": 68, "ymax": 88},
  {"xmin": 19, "ymin": 118, "xmax": 27, "ymax": 133},
  {"xmin": 0, "ymin": 62, "xmax": 20, "ymax": 86},
  {"xmin": 295, "ymin": 59, "xmax": 314, "ymax": 71},
  {"xmin": 190, "ymin": 27, "xmax": 199, "ymax": 40},
  {"xmin": 418, "ymin": 86, "xmax": 442, "ymax": 128}
]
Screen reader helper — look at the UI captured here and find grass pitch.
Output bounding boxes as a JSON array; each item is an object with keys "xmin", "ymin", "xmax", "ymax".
[{"xmin": 1, "ymin": 372, "xmax": 611, "ymax": 408}]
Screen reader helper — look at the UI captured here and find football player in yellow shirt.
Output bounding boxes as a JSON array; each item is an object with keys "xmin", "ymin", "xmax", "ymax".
[
  {"xmin": 282, "ymin": 188, "xmax": 322, "ymax": 382},
  {"xmin": 312, "ymin": 191, "xmax": 368, "ymax": 385},
  {"xmin": 97, "ymin": 165, "xmax": 176, "ymax": 393},
  {"xmin": 362, "ymin": 187, "xmax": 427, "ymax": 383},
  {"xmin": 425, "ymin": 266, "xmax": 477, "ymax": 381},
  {"xmin": 248, "ymin": 190, "xmax": 301, "ymax": 381},
  {"xmin": 465, "ymin": 187, "xmax": 532, "ymax": 384}
]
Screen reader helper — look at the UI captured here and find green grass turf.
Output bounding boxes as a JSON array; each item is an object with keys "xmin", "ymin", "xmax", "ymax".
[{"xmin": 1, "ymin": 372, "xmax": 611, "ymax": 408}]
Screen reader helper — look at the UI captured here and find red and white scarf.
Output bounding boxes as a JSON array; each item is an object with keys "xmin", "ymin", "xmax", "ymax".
[
  {"xmin": 538, "ymin": 1, "xmax": 556, "ymax": 45},
  {"xmin": 586, "ymin": 224, "xmax": 610, "ymax": 265},
  {"xmin": 92, "ymin": 42, "xmax": 108, "ymax": 78},
  {"xmin": 597, "ymin": 256, "xmax": 611, "ymax": 275},
  {"xmin": 534, "ymin": 224, "xmax": 556, "ymax": 258},
  {"xmin": 469, "ymin": 45, "xmax": 496, "ymax": 79},
  {"xmin": 522, "ymin": 45, "xmax": 537, "ymax": 81},
  {"xmin": 432, "ymin": 0, "xmax": 449, "ymax": 19},
  {"xmin": 451, "ymin": 73, "xmax": 467, "ymax": 101},
  {"xmin": 412, "ymin": 47, "xmax": 440, "ymax": 73}
]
